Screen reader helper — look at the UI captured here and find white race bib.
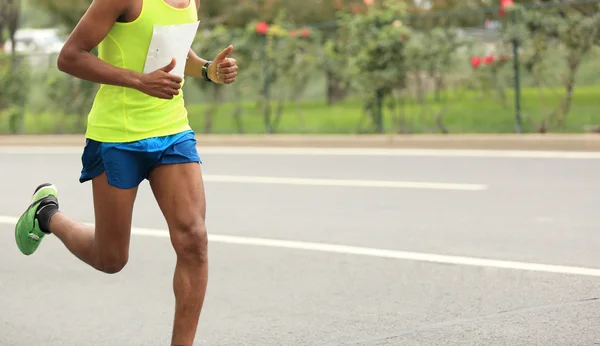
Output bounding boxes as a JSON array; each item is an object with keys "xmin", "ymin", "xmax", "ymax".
[{"xmin": 143, "ymin": 21, "xmax": 201, "ymax": 78}]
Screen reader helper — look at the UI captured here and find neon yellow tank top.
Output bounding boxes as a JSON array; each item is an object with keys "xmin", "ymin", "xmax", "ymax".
[{"xmin": 86, "ymin": 0, "xmax": 197, "ymax": 143}]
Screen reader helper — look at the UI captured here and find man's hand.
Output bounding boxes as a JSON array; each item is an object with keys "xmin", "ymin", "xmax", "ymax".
[
  {"xmin": 207, "ymin": 45, "xmax": 238, "ymax": 84},
  {"xmin": 136, "ymin": 58, "xmax": 183, "ymax": 99}
]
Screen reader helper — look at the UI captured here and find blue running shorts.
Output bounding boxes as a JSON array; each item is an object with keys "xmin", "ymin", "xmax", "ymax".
[{"xmin": 79, "ymin": 130, "xmax": 201, "ymax": 189}]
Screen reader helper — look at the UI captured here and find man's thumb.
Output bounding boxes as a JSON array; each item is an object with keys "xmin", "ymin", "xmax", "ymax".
[
  {"xmin": 161, "ymin": 58, "xmax": 176, "ymax": 72},
  {"xmin": 215, "ymin": 45, "xmax": 234, "ymax": 62}
]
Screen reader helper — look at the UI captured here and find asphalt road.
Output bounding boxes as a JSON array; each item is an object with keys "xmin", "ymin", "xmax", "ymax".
[{"xmin": 1, "ymin": 147, "xmax": 600, "ymax": 345}]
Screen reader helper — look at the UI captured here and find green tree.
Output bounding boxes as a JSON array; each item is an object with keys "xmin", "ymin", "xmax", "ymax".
[
  {"xmin": 403, "ymin": 26, "xmax": 475, "ymax": 133},
  {"xmin": 200, "ymin": 0, "xmax": 368, "ymax": 27},
  {"xmin": 200, "ymin": 0, "xmax": 371, "ymax": 106},
  {"xmin": 0, "ymin": 0, "xmax": 27, "ymax": 134},
  {"xmin": 256, "ymin": 12, "xmax": 320, "ymax": 133},
  {"xmin": 503, "ymin": 3, "xmax": 600, "ymax": 131},
  {"xmin": 28, "ymin": 0, "xmax": 88, "ymax": 30},
  {"xmin": 0, "ymin": 0, "xmax": 22, "ymax": 55},
  {"xmin": 190, "ymin": 25, "xmax": 261, "ymax": 134},
  {"xmin": 328, "ymin": 0, "xmax": 410, "ymax": 133}
]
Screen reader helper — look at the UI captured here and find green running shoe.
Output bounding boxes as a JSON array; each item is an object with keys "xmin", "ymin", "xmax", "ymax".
[{"xmin": 15, "ymin": 183, "xmax": 59, "ymax": 256}]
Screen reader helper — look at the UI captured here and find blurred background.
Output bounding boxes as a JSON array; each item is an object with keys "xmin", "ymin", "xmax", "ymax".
[{"xmin": 1, "ymin": 0, "xmax": 600, "ymax": 136}]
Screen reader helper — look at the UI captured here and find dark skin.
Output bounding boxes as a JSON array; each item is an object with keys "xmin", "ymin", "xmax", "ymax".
[
  {"xmin": 57, "ymin": 0, "xmax": 238, "ymax": 99},
  {"xmin": 51, "ymin": 0, "xmax": 235, "ymax": 345}
]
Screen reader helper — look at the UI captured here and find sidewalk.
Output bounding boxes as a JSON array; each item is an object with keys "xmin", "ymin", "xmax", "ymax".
[{"xmin": 1, "ymin": 134, "xmax": 600, "ymax": 151}]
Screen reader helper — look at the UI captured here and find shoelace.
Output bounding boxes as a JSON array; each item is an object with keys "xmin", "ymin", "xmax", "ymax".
[{"xmin": 28, "ymin": 233, "xmax": 41, "ymax": 241}]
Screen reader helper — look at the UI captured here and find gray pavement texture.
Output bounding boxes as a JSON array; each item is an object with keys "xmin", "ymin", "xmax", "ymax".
[{"xmin": 1, "ymin": 147, "xmax": 600, "ymax": 345}]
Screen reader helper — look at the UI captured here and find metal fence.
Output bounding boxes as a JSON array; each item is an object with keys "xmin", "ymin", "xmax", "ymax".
[{"xmin": 1, "ymin": 1, "xmax": 600, "ymax": 135}]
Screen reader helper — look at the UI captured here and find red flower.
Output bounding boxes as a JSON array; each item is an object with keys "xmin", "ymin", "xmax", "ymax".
[
  {"xmin": 471, "ymin": 56, "xmax": 481, "ymax": 69},
  {"xmin": 483, "ymin": 55, "xmax": 495, "ymax": 65},
  {"xmin": 499, "ymin": 0, "xmax": 514, "ymax": 17},
  {"xmin": 301, "ymin": 28, "xmax": 311, "ymax": 37},
  {"xmin": 255, "ymin": 21, "xmax": 269, "ymax": 35}
]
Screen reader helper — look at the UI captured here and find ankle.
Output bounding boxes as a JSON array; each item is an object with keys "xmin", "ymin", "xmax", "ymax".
[{"xmin": 37, "ymin": 203, "xmax": 59, "ymax": 234}]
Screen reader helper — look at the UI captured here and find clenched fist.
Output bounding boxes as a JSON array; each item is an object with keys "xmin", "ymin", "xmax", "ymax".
[
  {"xmin": 208, "ymin": 45, "xmax": 238, "ymax": 85},
  {"xmin": 137, "ymin": 58, "xmax": 182, "ymax": 99}
]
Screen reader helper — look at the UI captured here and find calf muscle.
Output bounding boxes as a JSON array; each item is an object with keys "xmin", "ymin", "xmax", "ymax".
[
  {"xmin": 49, "ymin": 173, "xmax": 137, "ymax": 274},
  {"xmin": 149, "ymin": 162, "xmax": 208, "ymax": 346}
]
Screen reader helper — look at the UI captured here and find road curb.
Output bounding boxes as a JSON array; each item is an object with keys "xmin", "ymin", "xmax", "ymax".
[{"xmin": 1, "ymin": 134, "xmax": 600, "ymax": 151}]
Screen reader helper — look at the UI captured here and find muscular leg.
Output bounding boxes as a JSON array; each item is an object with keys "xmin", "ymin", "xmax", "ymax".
[
  {"xmin": 49, "ymin": 172, "xmax": 138, "ymax": 273},
  {"xmin": 149, "ymin": 162, "xmax": 208, "ymax": 346}
]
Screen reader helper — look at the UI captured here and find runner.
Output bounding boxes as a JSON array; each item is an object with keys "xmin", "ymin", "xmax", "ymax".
[{"xmin": 13, "ymin": 0, "xmax": 238, "ymax": 345}]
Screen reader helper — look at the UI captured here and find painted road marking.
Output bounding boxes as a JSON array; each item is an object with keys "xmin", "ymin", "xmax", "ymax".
[
  {"xmin": 202, "ymin": 175, "xmax": 487, "ymax": 191},
  {"xmin": 199, "ymin": 147, "xmax": 600, "ymax": 159},
  {"xmin": 1, "ymin": 146, "xmax": 600, "ymax": 159},
  {"xmin": 1, "ymin": 215, "xmax": 599, "ymax": 277}
]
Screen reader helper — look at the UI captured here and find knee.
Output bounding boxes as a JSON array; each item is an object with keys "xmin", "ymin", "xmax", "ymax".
[
  {"xmin": 95, "ymin": 253, "xmax": 129, "ymax": 274},
  {"xmin": 171, "ymin": 220, "xmax": 208, "ymax": 263}
]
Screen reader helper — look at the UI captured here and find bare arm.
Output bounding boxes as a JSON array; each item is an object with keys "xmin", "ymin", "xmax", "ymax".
[
  {"xmin": 185, "ymin": 44, "xmax": 238, "ymax": 84},
  {"xmin": 57, "ymin": 0, "xmax": 182, "ymax": 99},
  {"xmin": 185, "ymin": 0, "xmax": 208, "ymax": 79},
  {"xmin": 184, "ymin": 48, "xmax": 208, "ymax": 79},
  {"xmin": 57, "ymin": 0, "xmax": 141, "ymax": 88},
  {"xmin": 184, "ymin": 0, "xmax": 238, "ymax": 84}
]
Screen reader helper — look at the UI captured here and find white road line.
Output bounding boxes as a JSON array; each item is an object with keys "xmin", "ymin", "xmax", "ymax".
[
  {"xmin": 1, "ymin": 146, "xmax": 600, "ymax": 159},
  {"xmin": 202, "ymin": 175, "xmax": 487, "ymax": 191},
  {"xmin": 199, "ymin": 147, "xmax": 600, "ymax": 159},
  {"xmin": 2, "ymin": 215, "xmax": 600, "ymax": 277}
]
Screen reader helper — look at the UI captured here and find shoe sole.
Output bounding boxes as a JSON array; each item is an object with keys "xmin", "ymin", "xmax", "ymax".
[{"xmin": 15, "ymin": 183, "xmax": 58, "ymax": 255}]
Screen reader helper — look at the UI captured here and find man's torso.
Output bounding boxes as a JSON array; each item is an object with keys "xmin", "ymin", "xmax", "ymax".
[{"xmin": 86, "ymin": 0, "xmax": 198, "ymax": 143}]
